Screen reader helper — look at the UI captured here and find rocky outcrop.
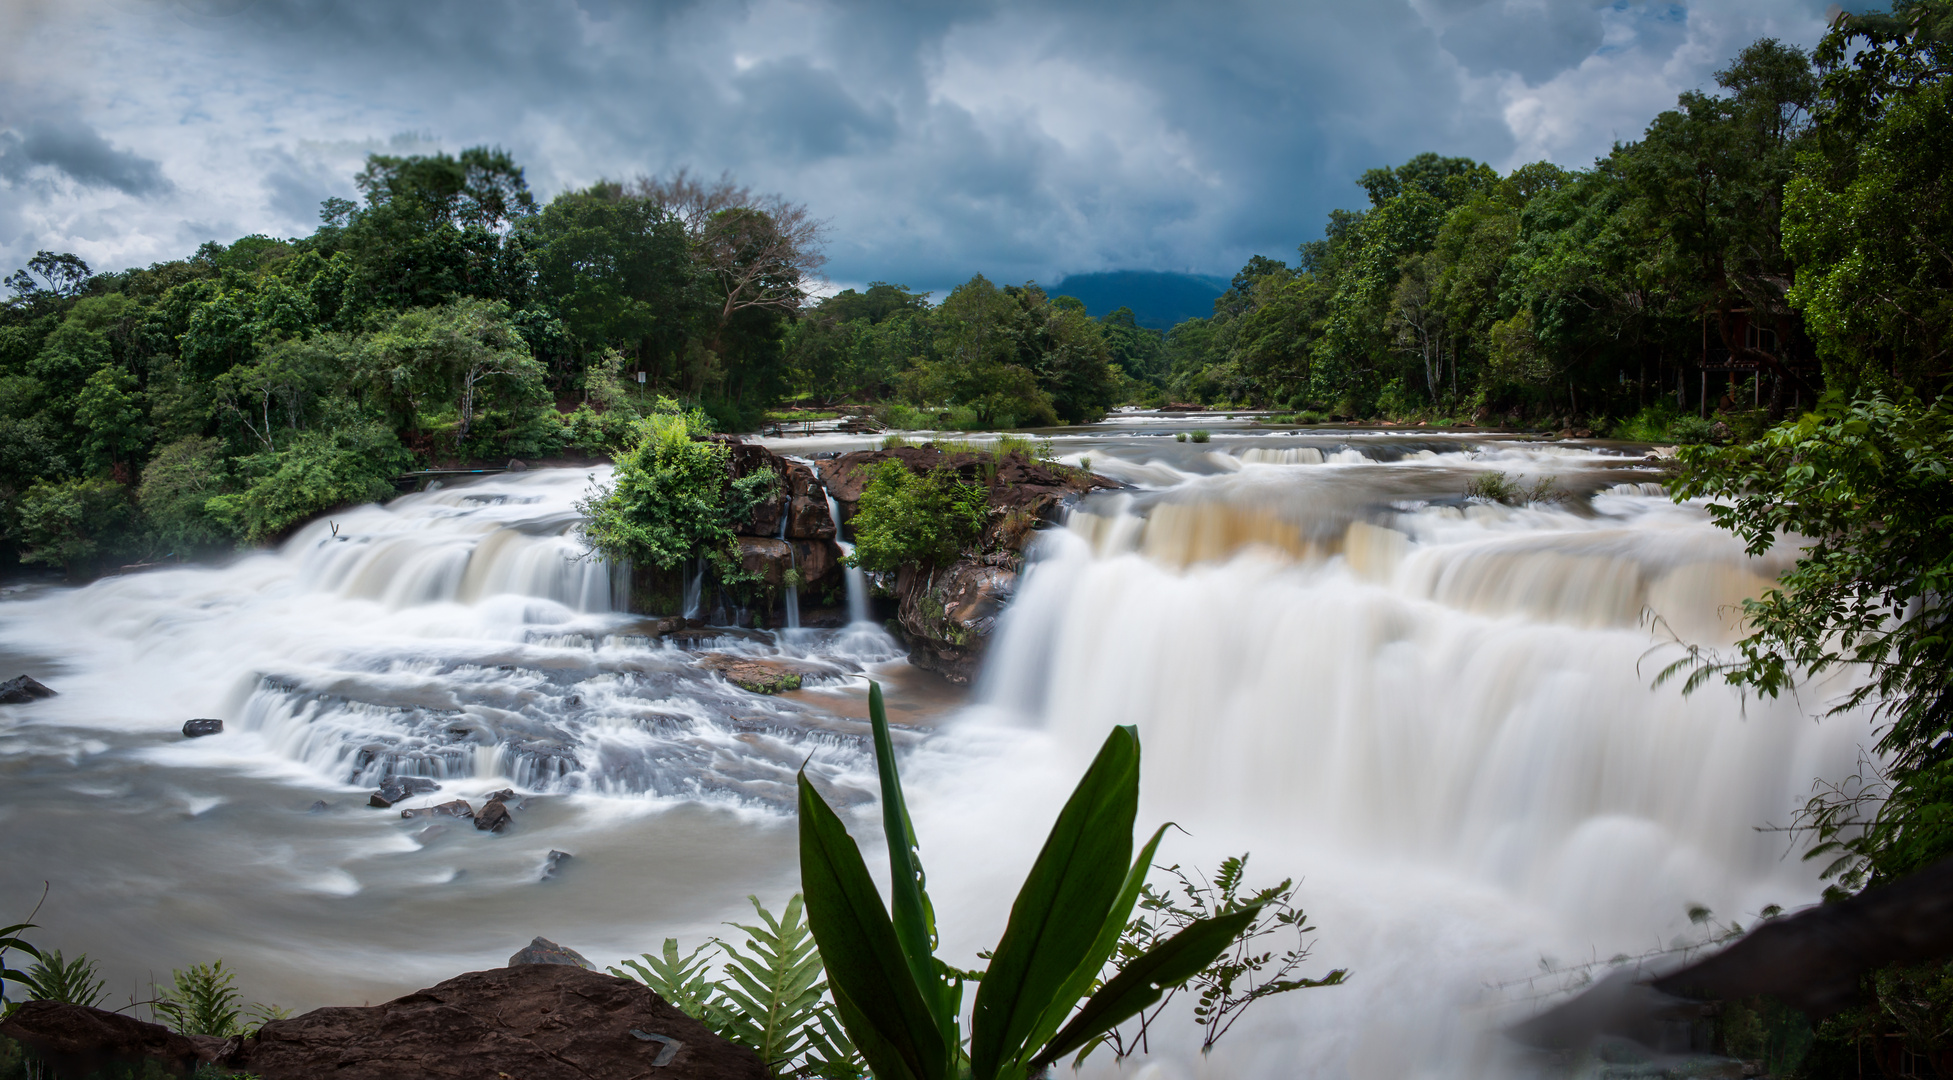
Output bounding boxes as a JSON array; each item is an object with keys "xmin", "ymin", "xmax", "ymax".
[
  {"xmin": 226, "ymin": 963, "xmax": 770, "ymax": 1080},
  {"xmin": 0, "ymin": 1000, "xmax": 208, "ymax": 1078},
  {"xmin": 508, "ymin": 936, "xmax": 592, "ymax": 968},
  {"xmin": 818, "ymin": 444, "xmax": 1116, "ymax": 682},
  {"xmin": 368, "ymin": 776, "xmax": 440, "ymax": 808},
  {"xmin": 896, "ymin": 559, "xmax": 1020, "ymax": 684}
]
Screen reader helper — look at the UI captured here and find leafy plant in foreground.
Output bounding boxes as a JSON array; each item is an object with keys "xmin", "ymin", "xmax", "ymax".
[
  {"xmin": 797, "ymin": 682, "xmax": 1276, "ymax": 1080},
  {"xmin": 0, "ymin": 921, "xmax": 40, "ymax": 1015},
  {"xmin": 611, "ymin": 895, "xmax": 860, "ymax": 1078},
  {"xmin": 1087, "ymin": 856, "xmax": 1347, "ymax": 1062},
  {"xmin": 152, "ymin": 961, "xmax": 285, "ymax": 1038},
  {"xmin": 20, "ymin": 950, "xmax": 106, "ymax": 1009}
]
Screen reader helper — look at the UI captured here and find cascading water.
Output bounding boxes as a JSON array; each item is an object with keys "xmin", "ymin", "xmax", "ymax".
[
  {"xmin": 0, "ymin": 423, "xmax": 1882, "ymax": 1077},
  {"xmin": 824, "ymin": 485, "xmax": 872, "ymax": 625},
  {"xmin": 779, "ymin": 511, "xmax": 801, "ymax": 631}
]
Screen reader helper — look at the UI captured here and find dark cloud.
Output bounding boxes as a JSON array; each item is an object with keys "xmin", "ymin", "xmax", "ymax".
[
  {"xmin": 0, "ymin": 117, "xmax": 172, "ymax": 196},
  {"xmin": 0, "ymin": 0, "xmax": 1834, "ymax": 287}
]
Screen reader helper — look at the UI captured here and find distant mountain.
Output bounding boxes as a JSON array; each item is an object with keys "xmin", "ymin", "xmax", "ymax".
[{"xmin": 1045, "ymin": 270, "xmax": 1230, "ymax": 330}]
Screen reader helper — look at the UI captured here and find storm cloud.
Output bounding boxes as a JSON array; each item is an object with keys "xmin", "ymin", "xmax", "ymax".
[{"xmin": 0, "ymin": 0, "xmax": 1836, "ymax": 293}]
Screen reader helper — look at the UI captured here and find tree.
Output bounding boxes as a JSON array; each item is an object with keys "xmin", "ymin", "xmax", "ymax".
[
  {"xmin": 4, "ymin": 251, "xmax": 91, "ymax": 301},
  {"xmin": 362, "ymin": 299, "xmax": 547, "ymax": 445},
  {"xmin": 1786, "ymin": 0, "xmax": 1953, "ymax": 390}
]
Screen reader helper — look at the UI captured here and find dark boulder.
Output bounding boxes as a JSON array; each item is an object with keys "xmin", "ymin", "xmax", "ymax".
[
  {"xmin": 484, "ymin": 788, "xmax": 516, "ymax": 804},
  {"xmin": 0, "ymin": 1000, "xmax": 208, "ymax": 1078},
  {"xmin": 400, "ymin": 799, "xmax": 474, "ymax": 821},
  {"xmin": 475, "ymin": 799, "xmax": 512, "ymax": 832},
  {"xmin": 0, "ymin": 675, "xmax": 55, "ymax": 705},
  {"xmin": 230, "ymin": 964, "xmax": 769, "ymax": 1080},
  {"xmin": 541, "ymin": 850, "xmax": 573, "ymax": 880},
  {"xmin": 509, "ymin": 936, "xmax": 593, "ymax": 968},
  {"xmin": 369, "ymin": 776, "xmax": 440, "ymax": 808},
  {"xmin": 181, "ymin": 718, "xmax": 224, "ymax": 738}
]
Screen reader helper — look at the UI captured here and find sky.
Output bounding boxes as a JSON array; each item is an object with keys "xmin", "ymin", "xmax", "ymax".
[{"xmin": 0, "ymin": 0, "xmax": 1839, "ymax": 297}]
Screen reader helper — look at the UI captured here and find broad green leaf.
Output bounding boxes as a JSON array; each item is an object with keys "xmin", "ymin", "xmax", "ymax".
[
  {"xmin": 798, "ymin": 771, "xmax": 947, "ymax": 1080},
  {"xmin": 970, "ymin": 725, "xmax": 1140, "ymax": 1079},
  {"xmin": 870, "ymin": 681, "xmax": 947, "ymax": 1023},
  {"xmin": 1019, "ymin": 822, "xmax": 1172, "ymax": 1065},
  {"xmin": 1032, "ymin": 905, "xmax": 1262, "ymax": 1072}
]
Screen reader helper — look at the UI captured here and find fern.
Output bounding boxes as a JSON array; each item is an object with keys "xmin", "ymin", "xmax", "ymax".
[
  {"xmin": 715, "ymin": 895, "xmax": 829, "ymax": 1073},
  {"xmin": 23, "ymin": 949, "xmax": 106, "ymax": 1008},
  {"xmin": 0, "ymin": 921, "xmax": 41, "ymax": 1012},
  {"xmin": 610, "ymin": 939, "xmax": 724, "ymax": 1023},
  {"xmin": 154, "ymin": 961, "xmax": 244, "ymax": 1037}
]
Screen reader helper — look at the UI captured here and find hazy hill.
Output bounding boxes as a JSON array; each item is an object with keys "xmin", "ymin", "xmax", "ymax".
[{"xmin": 1045, "ymin": 270, "xmax": 1229, "ymax": 329}]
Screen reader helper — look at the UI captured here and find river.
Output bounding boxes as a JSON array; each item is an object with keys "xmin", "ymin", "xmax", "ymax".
[{"xmin": 0, "ymin": 414, "xmax": 1872, "ymax": 1078}]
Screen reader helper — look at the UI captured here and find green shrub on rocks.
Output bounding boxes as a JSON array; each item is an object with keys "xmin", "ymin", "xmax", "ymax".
[{"xmin": 842, "ymin": 459, "xmax": 987, "ymax": 573}]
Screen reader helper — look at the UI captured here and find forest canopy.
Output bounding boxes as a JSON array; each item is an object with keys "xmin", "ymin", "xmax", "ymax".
[{"xmin": 3, "ymin": 7, "xmax": 1950, "ymax": 577}]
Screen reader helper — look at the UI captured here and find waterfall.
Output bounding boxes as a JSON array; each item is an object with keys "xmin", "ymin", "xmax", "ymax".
[
  {"xmin": 824, "ymin": 486, "xmax": 872, "ymax": 625},
  {"xmin": 778, "ymin": 510, "xmax": 801, "ymax": 630},
  {"xmin": 682, "ymin": 557, "xmax": 704, "ymax": 619}
]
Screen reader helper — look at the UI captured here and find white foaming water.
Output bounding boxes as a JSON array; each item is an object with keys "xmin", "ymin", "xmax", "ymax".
[
  {"xmin": 0, "ymin": 434, "xmax": 1880, "ymax": 1078},
  {"xmin": 968, "ymin": 449, "xmax": 1871, "ymax": 1077}
]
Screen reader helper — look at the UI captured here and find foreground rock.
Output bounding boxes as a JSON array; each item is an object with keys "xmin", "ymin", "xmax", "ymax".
[
  {"xmin": 0, "ymin": 1001, "xmax": 206, "ymax": 1078},
  {"xmin": 227, "ymin": 963, "xmax": 769, "ymax": 1080},
  {"xmin": 0, "ymin": 674, "xmax": 55, "ymax": 705},
  {"xmin": 369, "ymin": 776, "xmax": 440, "ymax": 808},
  {"xmin": 181, "ymin": 718, "xmax": 223, "ymax": 737}
]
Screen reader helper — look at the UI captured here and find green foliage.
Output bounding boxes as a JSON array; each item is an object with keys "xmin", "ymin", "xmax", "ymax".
[
  {"xmin": 151, "ymin": 960, "xmax": 289, "ymax": 1039},
  {"xmin": 1463, "ymin": 471, "xmax": 1558, "ymax": 505},
  {"xmin": 1187, "ymin": 429, "xmax": 1210, "ymax": 443},
  {"xmin": 842, "ymin": 460, "xmax": 988, "ymax": 574},
  {"xmin": 139, "ymin": 436, "xmax": 231, "ymax": 553},
  {"xmin": 1086, "ymin": 857, "xmax": 1346, "ymax": 1063},
  {"xmin": 578, "ymin": 403, "xmax": 769, "ymax": 579},
  {"xmin": 0, "ymin": 922, "xmax": 41, "ymax": 1013},
  {"xmin": 1669, "ymin": 390, "xmax": 1953, "ymax": 888},
  {"xmin": 11, "ymin": 477, "xmax": 147, "ymax": 575},
  {"xmin": 611, "ymin": 897, "xmax": 861, "ymax": 1078},
  {"xmin": 797, "ymin": 683, "xmax": 1296, "ymax": 1080},
  {"xmin": 206, "ymin": 422, "xmax": 409, "ymax": 544},
  {"xmin": 18, "ymin": 950, "xmax": 106, "ymax": 1010}
]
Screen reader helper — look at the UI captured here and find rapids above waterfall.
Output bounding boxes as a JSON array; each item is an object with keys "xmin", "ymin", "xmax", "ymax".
[{"xmin": 0, "ymin": 419, "xmax": 1878, "ymax": 1078}]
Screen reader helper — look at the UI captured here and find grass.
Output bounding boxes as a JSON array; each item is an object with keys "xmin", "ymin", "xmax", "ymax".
[
  {"xmin": 1465, "ymin": 471, "xmax": 1560, "ymax": 506},
  {"xmin": 1188, "ymin": 429, "xmax": 1212, "ymax": 443},
  {"xmin": 763, "ymin": 410, "xmax": 841, "ymax": 423}
]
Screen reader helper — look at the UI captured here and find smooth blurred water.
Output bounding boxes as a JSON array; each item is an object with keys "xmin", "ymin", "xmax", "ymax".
[{"xmin": 0, "ymin": 418, "xmax": 1875, "ymax": 1077}]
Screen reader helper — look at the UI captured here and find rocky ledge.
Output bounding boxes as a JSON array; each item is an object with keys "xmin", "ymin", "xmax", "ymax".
[
  {"xmin": 1, "ymin": 963, "xmax": 768, "ymax": 1080},
  {"xmin": 820, "ymin": 443, "xmax": 1116, "ymax": 683}
]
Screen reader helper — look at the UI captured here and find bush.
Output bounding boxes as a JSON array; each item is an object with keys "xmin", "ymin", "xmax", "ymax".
[
  {"xmin": 1188, "ymin": 429, "xmax": 1211, "ymax": 443},
  {"xmin": 139, "ymin": 437, "xmax": 230, "ymax": 554},
  {"xmin": 843, "ymin": 459, "xmax": 988, "ymax": 573},
  {"xmin": 11, "ymin": 477, "xmax": 148, "ymax": 575},
  {"xmin": 206, "ymin": 422, "xmax": 410, "ymax": 544},
  {"xmin": 579, "ymin": 409, "xmax": 773, "ymax": 579},
  {"xmin": 1670, "ymin": 414, "xmax": 1719, "ymax": 444}
]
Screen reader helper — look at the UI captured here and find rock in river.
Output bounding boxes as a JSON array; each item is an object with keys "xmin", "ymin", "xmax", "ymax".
[
  {"xmin": 475, "ymin": 798, "xmax": 512, "ymax": 832},
  {"xmin": 368, "ymin": 776, "xmax": 440, "ymax": 808},
  {"xmin": 400, "ymin": 799, "xmax": 474, "ymax": 821},
  {"xmin": 508, "ymin": 936, "xmax": 592, "ymax": 968},
  {"xmin": 181, "ymin": 718, "xmax": 224, "ymax": 738},
  {"xmin": 0, "ymin": 674, "xmax": 56, "ymax": 704}
]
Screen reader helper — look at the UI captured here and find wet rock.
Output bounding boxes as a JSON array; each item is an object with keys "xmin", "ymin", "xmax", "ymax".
[
  {"xmin": 508, "ymin": 936, "xmax": 592, "ymax": 969},
  {"xmin": 475, "ymin": 799, "xmax": 512, "ymax": 833},
  {"xmin": 181, "ymin": 718, "xmax": 224, "ymax": 738},
  {"xmin": 401, "ymin": 799, "xmax": 474, "ymax": 821},
  {"xmin": 541, "ymin": 850, "xmax": 573, "ymax": 880},
  {"xmin": 0, "ymin": 1000, "xmax": 207, "ymax": 1077},
  {"xmin": 230, "ymin": 963, "xmax": 768, "ymax": 1080},
  {"xmin": 698, "ymin": 654, "xmax": 805, "ymax": 694},
  {"xmin": 484, "ymin": 788, "xmax": 516, "ymax": 804},
  {"xmin": 307, "ymin": 800, "xmax": 331, "ymax": 814},
  {"xmin": 895, "ymin": 560, "xmax": 1019, "ymax": 685},
  {"xmin": 0, "ymin": 674, "xmax": 55, "ymax": 705},
  {"xmin": 736, "ymin": 537, "xmax": 792, "ymax": 587},
  {"xmin": 369, "ymin": 776, "xmax": 440, "ymax": 809}
]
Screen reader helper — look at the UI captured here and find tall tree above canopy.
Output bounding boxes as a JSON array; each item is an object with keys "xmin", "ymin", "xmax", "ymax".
[{"xmin": 355, "ymin": 146, "xmax": 537, "ymax": 231}]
